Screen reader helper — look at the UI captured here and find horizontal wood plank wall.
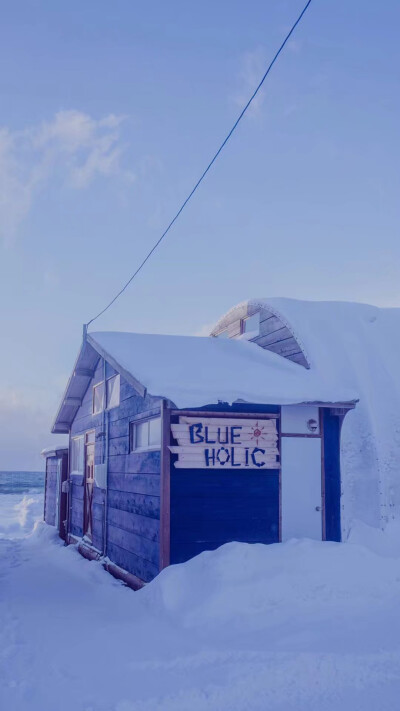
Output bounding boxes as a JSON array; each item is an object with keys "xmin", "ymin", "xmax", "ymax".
[
  {"xmin": 210, "ymin": 305, "xmax": 309, "ymax": 368},
  {"xmin": 44, "ymin": 456, "xmax": 58, "ymax": 526},
  {"xmin": 69, "ymin": 357, "xmax": 162, "ymax": 583}
]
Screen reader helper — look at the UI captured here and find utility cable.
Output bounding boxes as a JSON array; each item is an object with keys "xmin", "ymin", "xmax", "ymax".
[{"xmin": 87, "ymin": 0, "xmax": 313, "ymax": 328}]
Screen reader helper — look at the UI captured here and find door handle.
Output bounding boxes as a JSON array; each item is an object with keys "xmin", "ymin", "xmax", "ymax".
[{"xmin": 315, "ymin": 506, "xmax": 321, "ymax": 512}]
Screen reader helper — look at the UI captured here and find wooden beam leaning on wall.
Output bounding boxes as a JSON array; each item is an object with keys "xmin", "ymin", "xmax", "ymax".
[
  {"xmin": 68, "ymin": 536, "xmax": 145, "ymax": 591},
  {"xmin": 159, "ymin": 399, "xmax": 171, "ymax": 571}
]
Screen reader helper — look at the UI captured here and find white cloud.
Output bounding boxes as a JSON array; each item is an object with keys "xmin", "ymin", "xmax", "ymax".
[
  {"xmin": 0, "ymin": 129, "xmax": 33, "ymax": 245},
  {"xmin": 0, "ymin": 110, "xmax": 132, "ymax": 244},
  {"xmin": 234, "ymin": 47, "xmax": 269, "ymax": 118}
]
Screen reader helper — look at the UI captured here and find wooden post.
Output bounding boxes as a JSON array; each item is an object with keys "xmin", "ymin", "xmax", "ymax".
[
  {"xmin": 277, "ymin": 408, "xmax": 282, "ymax": 542},
  {"xmin": 319, "ymin": 407, "xmax": 326, "ymax": 541},
  {"xmin": 43, "ymin": 457, "xmax": 48, "ymax": 523},
  {"xmin": 159, "ymin": 399, "xmax": 171, "ymax": 570}
]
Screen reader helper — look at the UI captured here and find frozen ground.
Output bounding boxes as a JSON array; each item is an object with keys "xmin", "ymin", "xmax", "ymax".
[{"xmin": 1, "ymin": 494, "xmax": 400, "ymax": 711}]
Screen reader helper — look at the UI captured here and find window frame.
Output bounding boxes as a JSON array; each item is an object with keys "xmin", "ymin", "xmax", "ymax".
[
  {"xmin": 130, "ymin": 415, "xmax": 162, "ymax": 452},
  {"xmin": 241, "ymin": 312, "xmax": 260, "ymax": 338},
  {"xmin": 70, "ymin": 434, "xmax": 84, "ymax": 475},
  {"xmin": 92, "ymin": 381, "xmax": 105, "ymax": 415},
  {"xmin": 92, "ymin": 374, "xmax": 121, "ymax": 414},
  {"xmin": 106, "ymin": 374, "xmax": 120, "ymax": 410}
]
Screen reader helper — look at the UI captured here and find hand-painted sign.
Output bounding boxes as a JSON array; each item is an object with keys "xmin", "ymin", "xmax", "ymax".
[{"xmin": 170, "ymin": 417, "xmax": 279, "ymax": 469}]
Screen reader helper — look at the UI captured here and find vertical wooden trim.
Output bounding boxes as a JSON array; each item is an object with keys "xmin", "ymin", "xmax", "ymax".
[
  {"xmin": 159, "ymin": 399, "xmax": 171, "ymax": 571},
  {"xmin": 319, "ymin": 408, "xmax": 326, "ymax": 541},
  {"xmin": 66, "ymin": 433, "xmax": 72, "ymax": 539},
  {"xmin": 337, "ymin": 413, "xmax": 345, "ymax": 540},
  {"xmin": 43, "ymin": 457, "xmax": 48, "ymax": 523},
  {"xmin": 60, "ymin": 451, "xmax": 69, "ymax": 540},
  {"xmin": 278, "ymin": 407, "xmax": 282, "ymax": 543}
]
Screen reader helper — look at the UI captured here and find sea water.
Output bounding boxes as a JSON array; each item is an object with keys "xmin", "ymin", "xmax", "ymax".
[{"xmin": 0, "ymin": 470, "xmax": 44, "ymax": 494}]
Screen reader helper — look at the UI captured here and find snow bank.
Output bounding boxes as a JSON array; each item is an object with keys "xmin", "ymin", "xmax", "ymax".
[
  {"xmin": 2, "ymin": 528, "xmax": 400, "ymax": 711},
  {"xmin": 141, "ymin": 537, "xmax": 400, "ymax": 641},
  {"xmin": 347, "ymin": 520, "xmax": 400, "ymax": 557}
]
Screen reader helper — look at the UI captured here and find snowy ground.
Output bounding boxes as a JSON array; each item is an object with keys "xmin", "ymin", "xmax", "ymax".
[{"xmin": 1, "ymin": 495, "xmax": 400, "ymax": 710}]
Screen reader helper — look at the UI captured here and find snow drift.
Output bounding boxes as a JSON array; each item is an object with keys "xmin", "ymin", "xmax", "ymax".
[{"xmin": 2, "ymin": 514, "xmax": 400, "ymax": 711}]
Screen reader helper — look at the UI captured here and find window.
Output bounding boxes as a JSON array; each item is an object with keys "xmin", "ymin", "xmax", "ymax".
[
  {"xmin": 85, "ymin": 430, "xmax": 95, "ymax": 445},
  {"xmin": 130, "ymin": 417, "xmax": 161, "ymax": 451},
  {"xmin": 106, "ymin": 374, "xmax": 120, "ymax": 410},
  {"xmin": 241, "ymin": 312, "xmax": 260, "ymax": 338},
  {"xmin": 71, "ymin": 435, "xmax": 84, "ymax": 474},
  {"xmin": 92, "ymin": 381, "xmax": 105, "ymax": 414},
  {"xmin": 92, "ymin": 375, "xmax": 120, "ymax": 414}
]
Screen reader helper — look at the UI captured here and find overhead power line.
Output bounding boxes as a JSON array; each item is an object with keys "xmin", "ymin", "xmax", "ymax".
[{"xmin": 87, "ymin": 0, "xmax": 313, "ymax": 328}]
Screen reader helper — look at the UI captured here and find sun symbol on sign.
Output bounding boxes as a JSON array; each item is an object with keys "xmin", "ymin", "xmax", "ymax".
[{"xmin": 250, "ymin": 422, "xmax": 266, "ymax": 446}]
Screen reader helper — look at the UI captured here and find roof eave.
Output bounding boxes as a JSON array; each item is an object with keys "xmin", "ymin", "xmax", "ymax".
[{"xmin": 51, "ymin": 334, "xmax": 149, "ymax": 435}]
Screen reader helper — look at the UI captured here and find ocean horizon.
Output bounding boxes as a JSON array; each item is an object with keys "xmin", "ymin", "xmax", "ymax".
[{"xmin": 0, "ymin": 471, "xmax": 45, "ymax": 494}]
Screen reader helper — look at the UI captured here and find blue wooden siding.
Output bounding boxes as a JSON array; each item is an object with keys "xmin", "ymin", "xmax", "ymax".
[
  {"xmin": 170, "ymin": 469, "xmax": 279, "ymax": 564},
  {"xmin": 44, "ymin": 456, "xmax": 58, "ymax": 526},
  {"xmin": 323, "ymin": 410, "xmax": 342, "ymax": 542},
  {"xmin": 69, "ymin": 356, "xmax": 162, "ymax": 582}
]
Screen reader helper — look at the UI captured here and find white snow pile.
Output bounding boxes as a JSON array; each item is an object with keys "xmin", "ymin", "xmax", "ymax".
[{"xmin": 2, "ymin": 519, "xmax": 400, "ymax": 711}]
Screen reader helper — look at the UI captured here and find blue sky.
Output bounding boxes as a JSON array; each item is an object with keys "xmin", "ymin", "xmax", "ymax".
[{"xmin": 0, "ymin": 0, "xmax": 399, "ymax": 469}]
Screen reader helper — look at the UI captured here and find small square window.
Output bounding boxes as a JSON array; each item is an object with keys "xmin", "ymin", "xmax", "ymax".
[
  {"xmin": 130, "ymin": 417, "xmax": 161, "ymax": 451},
  {"xmin": 106, "ymin": 374, "xmax": 120, "ymax": 410},
  {"xmin": 93, "ymin": 382, "xmax": 105, "ymax": 414},
  {"xmin": 242, "ymin": 312, "xmax": 260, "ymax": 337}
]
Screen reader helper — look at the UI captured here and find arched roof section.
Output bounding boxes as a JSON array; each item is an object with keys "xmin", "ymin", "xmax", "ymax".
[{"xmin": 210, "ymin": 298, "xmax": 310, "ymax": 369}]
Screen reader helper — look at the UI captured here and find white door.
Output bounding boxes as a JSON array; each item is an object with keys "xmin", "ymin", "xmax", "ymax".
[{"xmin": 281, "ymin": 437, "xmax": 322, "ymax": 541}]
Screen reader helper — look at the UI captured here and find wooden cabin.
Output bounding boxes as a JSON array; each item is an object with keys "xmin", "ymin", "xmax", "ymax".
[{"xmin": 45, "ymin": 308, "xmax": 356, "ymax": 588}]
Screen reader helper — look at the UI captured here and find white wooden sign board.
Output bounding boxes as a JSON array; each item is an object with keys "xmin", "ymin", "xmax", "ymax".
[{"xmin": 170, "ymin": 416, "xmax": 279, "ymax": 469}]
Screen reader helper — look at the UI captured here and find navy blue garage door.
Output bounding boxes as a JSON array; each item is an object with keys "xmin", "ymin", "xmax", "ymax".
[{"xmin": 170, "ymin": 468, "xmax": 280, "ymax": 564}]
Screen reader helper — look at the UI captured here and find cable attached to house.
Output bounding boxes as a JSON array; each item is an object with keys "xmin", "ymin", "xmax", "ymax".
[{"xmin": 86, "ymin": 0, "xmax": 313, "ymax": 328}]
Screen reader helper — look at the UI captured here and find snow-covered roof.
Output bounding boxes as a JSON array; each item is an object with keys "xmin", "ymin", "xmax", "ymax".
[
  {"xmin": 41, "ymin": 445, "xmax": 68, "ymax": 458},
  {"xmin": 52, "ymin": 329, "xmax": 357, "ymax": 434},
  {"xmin": 90, "ymin": 330, "xmax": 356, "ymax": 406}
]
